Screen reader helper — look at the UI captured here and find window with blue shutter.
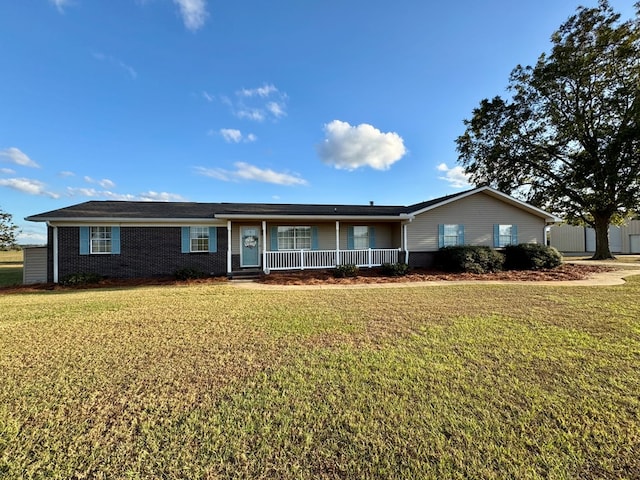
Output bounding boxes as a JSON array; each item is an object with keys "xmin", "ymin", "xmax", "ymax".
[
  {"xmin": 181, "ymin": 226, "xmax": 216, "ymax": 253},
  {"xmin": 311, "ymin": 226, "xmax": 319, "ymax": 250},
  {"xmin": 440, "ymin": 224, "xmax": 464, "ymax": 247},
  {"xmin": 79, "ymin": 227, "xmax": 90, "ymax": 255},
  {"xmin": 208, "ymin": 227, "xmax": 217, "ymax": 253},
  {"xmin": 495, "ymin": 224, "xmax": 517, "ymax": 247},
  {"xmin": 82, "ymin": 226, "xmax": 119, "ymax": 254}
]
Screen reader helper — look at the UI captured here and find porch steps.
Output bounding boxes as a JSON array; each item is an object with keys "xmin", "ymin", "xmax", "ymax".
[{"xmin": 228, "ymin": 269, "xmax": 264, "ymax": 282}]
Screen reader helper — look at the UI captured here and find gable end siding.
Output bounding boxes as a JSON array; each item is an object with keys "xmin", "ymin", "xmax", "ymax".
[{"xmin": 407, "ymin": 192, "xmax": 545, "ymax": 252}]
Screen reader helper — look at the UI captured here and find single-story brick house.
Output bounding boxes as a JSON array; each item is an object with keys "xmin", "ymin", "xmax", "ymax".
[{"xmin": 25, "ymin": 186, "xmax": 560, "ymax": 283}]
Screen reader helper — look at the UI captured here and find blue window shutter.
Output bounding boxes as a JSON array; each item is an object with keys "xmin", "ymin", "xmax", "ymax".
[
  {"xmin": 79, "ymin": 227, "xmax": 89, "ymax": 255},
  {"xmin": 511, "ymin": 225, "xmax": 518, "ymax": 245},
  {"xmin": 208, "ymin": 227, "xmax": 217, "ymax": 253},
  {"xmin": 311, "ymin": 226, "xmax": 319, "ymax": 250},
  {"xmin": 438, "ymin": 224, "xmax": 444, "ymax": 248},
  {"xmin": 347, "ymin": 226, "xmax": 354, "ymax": 250},
  {"xmin": 493, "ymin": 224, "xmax": 500, "ymax": 248},
  {"xmin": 270, "ymin": 226, "xmax": 278, "ymax": 251},
  {"xmin": 369, "ymin": 226, "xmax": 376, "ymax": 248},
  {"xmin": 181, "ymin": 227, "xmax": 190, "ymax": 253},
  {"xmin": 111, "ymin": 227, "xmax": 120, "ymax": 254},
  {"xmin": 458, "ymin": 225, "xmax": 465, "ymax": 245}
]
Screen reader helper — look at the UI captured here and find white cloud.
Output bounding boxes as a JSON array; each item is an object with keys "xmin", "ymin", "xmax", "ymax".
[
  {"xmin": 317, "ymin": 120, "xmax": 406, "ymax": 171},
  {"xmin": 223, "ymin": 84, "xmax": 288, "ymax": 122},
  {"xmin": 218, "ymin": 128, "xmax": 257, "ymax": 143},
  {"xmin": 0, "ymin": 147, "xmax": 40, "ymax": 168},
  {"xmin": 173, "ymin": 0, "xmax": 208, "ymax": 31},
  {"xmin": 236, "ymin": 108, "xmax": 265, "ymax": 122},
  {"xmin": 266, "ymin": 101, "xmax": 286, "ymax": 119},
  {"xmin": 195, "ymin": 162, "xmax": 308, "ymax": 186},
  {"xmin": 66, "ymin": 187, "xmax": 185, "ymax": 201},
  {"xmin": 50, "ymin": 0, "xmax": 71, "ymax": 12},
  {"xmin": 0, "ymin": 177, "xmax": 59, "ymax": 198},
  {"xmin": 92, "ymin": 52, "xmax": 137, "ymax": 79},
  {"xmin": 58, "ymin": 170, "xmax": 75, "ymax": 177},
  {"xmin": 202, "ymin": 91, "xmax": 215, "ymax": 102},
  {"xmin": 239, "ymin": 84, "xmax": 278, "ymax": 98},
  {"xmin": 17, "ymin": 229, "xmax": 47, "ymax": 245},
  {"xmin": 83, "ymin": 176, "xmax": 116, "ymax": 188},
  {"xmin": 436, "ymin": 163, "xmax": 472, "ymax": 188},
  {"xmin": 137, "ymin": 191, "xmax": 186, "ymax": 202},
  {"xmin": 1, "ymin": 168, "xmax": 16, "ymax": 174}
]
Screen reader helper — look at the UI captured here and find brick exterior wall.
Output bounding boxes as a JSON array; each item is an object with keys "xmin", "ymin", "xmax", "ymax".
[{"xmin": 54, "ymin": 226, "xmax": 228, "ymax": 280}]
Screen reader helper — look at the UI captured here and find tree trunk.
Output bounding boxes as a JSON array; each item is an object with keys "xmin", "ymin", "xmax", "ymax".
[{"xmin": 591, "ymin": 213, "xmax": 615, "ymax": 260}]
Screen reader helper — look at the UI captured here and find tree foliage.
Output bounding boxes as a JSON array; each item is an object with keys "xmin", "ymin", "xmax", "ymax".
[
  {"xmin": 0, "ymin": 207, "xmax": 19, "ymax": 250},
  {"xmin": 456, "ymin": 1, "xmax": 640, "ymax": 259}
]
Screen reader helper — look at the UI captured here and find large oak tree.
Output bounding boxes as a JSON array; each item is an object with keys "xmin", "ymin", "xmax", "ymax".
[{"xmin": 456, "ymin": 1, "xmax": 640, "ymax": 259}]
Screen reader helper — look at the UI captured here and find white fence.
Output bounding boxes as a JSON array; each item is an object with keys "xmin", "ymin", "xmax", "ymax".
[{"xmin": 265, "ymin": 248, "xmax": 401, "ymax": 271}]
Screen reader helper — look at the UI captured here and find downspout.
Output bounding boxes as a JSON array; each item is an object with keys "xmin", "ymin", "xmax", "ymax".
[
  {"xmin": 47, "ymin": 222, "xmax": 59, "ymax": 283},
  {"xmin": 227, "ymin": 220, "xmax": 232, "ymax": 275}
]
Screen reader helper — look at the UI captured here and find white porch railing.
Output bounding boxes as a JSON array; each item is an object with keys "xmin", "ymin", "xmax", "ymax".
[{"xmin": 265, "ymin": 248, "xmax": 401, "ymax": 272}]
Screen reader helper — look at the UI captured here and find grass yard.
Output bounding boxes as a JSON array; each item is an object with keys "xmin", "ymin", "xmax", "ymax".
[
  {"xmin": 1, "ymin": 279, "xmax": 639, "ymax": 479},
  {"xmin": 0, "ymin": 250, "xmax": 22, "ymax": 287}
]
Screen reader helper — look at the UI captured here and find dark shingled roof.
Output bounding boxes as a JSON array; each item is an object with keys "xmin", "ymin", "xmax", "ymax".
[{"xmin": 26, "ymin": 199, "xmax": 410, "ymax": 221}]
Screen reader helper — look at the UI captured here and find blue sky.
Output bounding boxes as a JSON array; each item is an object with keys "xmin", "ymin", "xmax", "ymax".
[{"xmin": 1, "ymin": 0, "xmax": 635, "ymax": 244}]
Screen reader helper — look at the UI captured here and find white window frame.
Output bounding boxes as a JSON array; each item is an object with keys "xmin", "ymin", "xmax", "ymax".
[
  {"xmin": 443, "ymin": 224, "xmax": 462, "ymax": 247},
  {"xmin": 90, "ymin": 226, "xmax": 112, "ymax": 254},
  {"xmin": 353, "ymin": 226, "xmax": 370, "ymax": 250},
  {"xmin": 497, "ymin": 224, "xmax": 515, "ymax": 248},
  {"xmin": 190, "ymin": 226, "xmax": 210, "ymax": 252},
  {"xmin": 277, "ymin": 226, "xmax": 311, "ymax": 250}
]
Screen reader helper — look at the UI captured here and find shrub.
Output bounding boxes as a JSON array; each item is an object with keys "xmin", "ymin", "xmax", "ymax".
[
  {"xmin": 436, "ymin": 246, "xmax": 504, "ymax": 274},
  {"xmin": 381, "ymin": 262, "xmax": 410, "ymax": 277},
  {"xmin": 59, "ymin": 272, "xmax": 103, "ymax": 286},
  {"xmin": 504, "ymin": 244, "xmax": 563, "ymax": 270},
  {"xmin": 174, "ymin": 268, "xmax": 208, "ymax": 280},
  {"xmin": 333, "ymin": 264, "xmax": 359, "ymax": 278}
]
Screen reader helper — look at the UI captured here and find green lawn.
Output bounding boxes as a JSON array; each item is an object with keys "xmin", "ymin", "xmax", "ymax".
[
  {"xmin": 1, "ymin": 279, "xmax": 639, "ymax": 479},
  {"xmin": 0, "ymin": 250, "xmax": 22, "ymax": 286}
]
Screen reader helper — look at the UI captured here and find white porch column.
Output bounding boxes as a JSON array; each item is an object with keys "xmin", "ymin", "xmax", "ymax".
[
  {"xmin": 403, "ymin": 223, "xmax": 409, "ymax": 265},
  {"xmin": 227, "ymin": 220, "xmax": 232, "ymax": 274},
  {"xmin": 335, "ymin": 221, "xmax": 340, "ymax": 266},
  {"xmin": 262, "ymin": 220, "xmax": 267, "ymax": 273},
  {"xmin": 52, "ymin": 224, "xmax": 59, "ymax": 283}
]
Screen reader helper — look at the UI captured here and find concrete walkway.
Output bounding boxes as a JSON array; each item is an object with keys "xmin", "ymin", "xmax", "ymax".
[{"xmin": 233, "ymin": 262, "xmax": 640, "ymax": 290}]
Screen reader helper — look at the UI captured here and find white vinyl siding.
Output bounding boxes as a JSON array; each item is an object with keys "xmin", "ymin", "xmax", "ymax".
[
  {"xmin": 408, "ymin": 192, "xmax": 546, "ymax": 252},
  {"xmin": 23, "ymin": 247, "xmax": 47, "ymax": 284},
  {"xmin": 231, "ymin": 223, "xmax": 399, "ymax": 254}
]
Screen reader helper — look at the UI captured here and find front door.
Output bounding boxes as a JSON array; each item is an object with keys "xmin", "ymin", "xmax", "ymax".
[{"xmin": 241, "ymin": 226, "xmax": 260, "ymax": 267}]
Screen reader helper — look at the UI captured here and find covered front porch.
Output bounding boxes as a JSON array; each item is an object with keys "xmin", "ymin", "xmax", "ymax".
[{"xmin": 225, "ymin": 219, "xmax": 409, "ymax": 274}]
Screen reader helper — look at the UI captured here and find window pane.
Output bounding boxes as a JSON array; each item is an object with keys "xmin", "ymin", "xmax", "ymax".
[
  {"xmin": 353, "ymin": 226, "xmax": 369, "ymax": 249},
  {"xmin": 277, "ymin": 226, "xmax": 311, "ymax": 250},
  {"xmin": 443, "ymin": 224, "xmax": 460, "ymax": 246},
  {"xmin": 90, "ymin": 226, "xmax": 112, "ymax": 253},
  {"xmin": 498, "ymin": 224, "xmax": 513, "ymax": 247},
  {"xmin": 190, "ymin": 226, "xmax": 209, "ymax": 252}
]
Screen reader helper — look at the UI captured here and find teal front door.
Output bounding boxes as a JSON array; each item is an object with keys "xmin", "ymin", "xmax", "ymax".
[{"xmin": 241, "ymin": 226, "xmax": 260, "ymax": 267}]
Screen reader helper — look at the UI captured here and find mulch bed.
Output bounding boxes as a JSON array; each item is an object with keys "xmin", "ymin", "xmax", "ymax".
[
  {"xmin": 0, "ymin": 265, "xmax": 616, "ymax": 294},
  {"xmin": 257, "ymin": 264, "xmax": 613, "ymax": 285}
]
